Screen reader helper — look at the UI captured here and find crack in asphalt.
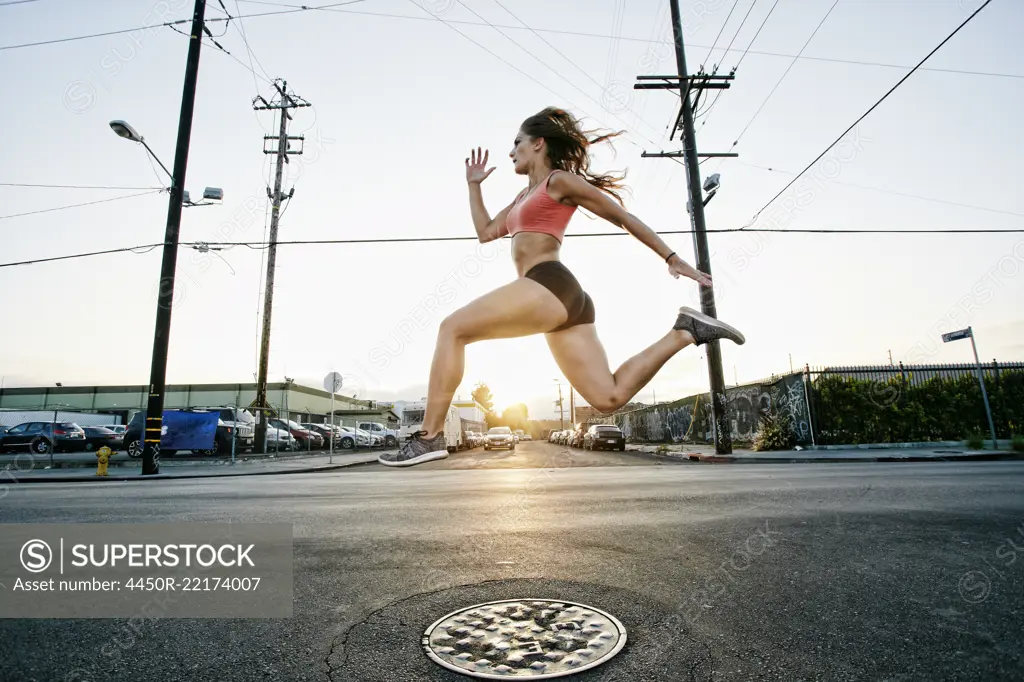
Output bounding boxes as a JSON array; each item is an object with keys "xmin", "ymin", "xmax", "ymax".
[{"xmin": 690, "ymin": 637, "xmax": 715, "ymax": 682}]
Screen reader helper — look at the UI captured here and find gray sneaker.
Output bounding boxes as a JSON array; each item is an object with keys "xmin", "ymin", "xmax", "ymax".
[
  {"xmin": 673, "ymin": 306, "xmax": 746, "ymax": 346},
  {"xmin": 378, "ymin": 430, "xmax": 449, "ymax": 467}
]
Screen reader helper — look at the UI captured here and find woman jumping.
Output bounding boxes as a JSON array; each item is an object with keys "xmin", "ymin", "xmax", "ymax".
[{"xmin": 379, "ymin": 107, "xmax": 745, "ymax": 467}]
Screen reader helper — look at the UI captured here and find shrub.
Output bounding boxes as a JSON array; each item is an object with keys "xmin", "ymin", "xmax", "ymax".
[
  {"xmin": 1011, "ymin": 434, "xmax": 1024, "ymax": 453},
  {"xmin": 753, "ymin": 411, "xmax": 796, "ymax": 451},
  {"xmin": 966, "ymin": 433, "xmax": 984, "ymax": 450}
]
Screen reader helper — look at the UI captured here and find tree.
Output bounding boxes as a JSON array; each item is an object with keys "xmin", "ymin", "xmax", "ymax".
[
  {"xmin": 501, "ymin": 403, "xmax": 530, "ymax": 432},
  {"xmin": 472, "ymin": 383, "xmax": 494, "ymax": 413},
  {"xmin": 485, "ymin": 411, "xmax": 502, "ymax": 429}
]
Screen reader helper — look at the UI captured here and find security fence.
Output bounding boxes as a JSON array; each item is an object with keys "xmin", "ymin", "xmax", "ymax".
[
  {"xmin": 807, "ymin": 361, "xmax": 1024, "ymax": 445},
  {"xmin": 600, "ymin": 360, "xmax": 1024, "ymax": 447}
]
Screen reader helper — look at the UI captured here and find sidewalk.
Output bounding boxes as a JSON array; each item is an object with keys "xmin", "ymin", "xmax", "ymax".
[
  {"xmin": 628, "ymin": 443, "xmax": 1021, "ymax": 464},
  {"xmin": 3, "ymin": 451, "xmax": 384, "ymax": 484}
]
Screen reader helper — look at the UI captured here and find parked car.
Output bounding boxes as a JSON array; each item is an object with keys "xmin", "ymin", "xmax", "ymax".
[
  {"xmin": 98, "ymin": 424, "xmax": 127, "ymax": 436},
  {"xmin": 195, "ymin": 407, "xmax": 256, "ymax": 452},
  {"xmin": 0, "ymin": 421, "xmax": 87, "ymax": 454},
  {"xmin": 569, "ymin": 426, "xmax": 586, "ymax": 448},
  {"xmin": 82, "ymin": 426, "xmax": 123, "ymax": 452},
  {"xmin": 583, "ymin": 424, "xmax": 626, "ymax": 451},
  {"xmin": 357, "ymin": 428, "xmax": 384, "ymax": 447},
  {"xmin": 264, "ymin": 427, "xmax": 298, "ymax": 452},
  {"xmin": 302, "ymin": 423, "xmax": 337, "ymax": 447},
  {"xmin": 484, "ymin": 426, "xmax": 515, "ymax": 451},
  {"xmin": 337, "ymin": 426, "xmax": 371, "ymax": 449},
  {"xmin": 270, "ymin": 419, "xmax": 323, "ymax": 449},
  {"xmin": 522, "ymin": 433, "xmax": 532, "ymax": 441},
  {"xmin": 357, "ymin": 421, "xmax": 399, "ymax": 448}
]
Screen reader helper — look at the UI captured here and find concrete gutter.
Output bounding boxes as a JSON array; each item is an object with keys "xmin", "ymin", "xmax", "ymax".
[
  {"xmin": 3, "ymin": 453, "xmax": 382, "ymax": 484},
  {"xmin": 627, "ymin": 443, "xmax": 1021, "ymax": 464}
]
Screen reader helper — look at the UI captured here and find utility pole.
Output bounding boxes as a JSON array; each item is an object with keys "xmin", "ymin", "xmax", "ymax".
[
  {"xmin": 632, "ymin": 0, "xmax": 736, "ymax": 454},
  {"xmin": 569, "ymin": 386, "xmax": 575, "ymax": 428},
  {"xmin": 554, "ymin": 382, "xmax": 564, "ymax": 431},
  {"xmin": 141, "ymin": 0, "xmax": 207, "ymax": 475},
  {"xmin": 251, "ymin": 81, "xmax": 310, "ymax": 452},
  {"xmin": 888, "ymin": 349, "xmax": 894, "ymax": 366}
]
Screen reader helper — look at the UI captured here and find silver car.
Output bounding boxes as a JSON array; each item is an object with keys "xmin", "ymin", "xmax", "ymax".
[{"xmin": 484, "ymin": 427, "xmax": 515, "ymax": 451}]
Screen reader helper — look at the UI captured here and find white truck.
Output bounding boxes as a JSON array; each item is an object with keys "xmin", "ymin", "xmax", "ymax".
[{"xmin": 398, "ymin": 401, "xmax": 463, "ymax": 452}]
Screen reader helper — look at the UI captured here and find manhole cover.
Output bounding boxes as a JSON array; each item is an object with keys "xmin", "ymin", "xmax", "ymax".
[{"xmin": 422, "ymin": 598, "xmax": 627, "ymax": 679}]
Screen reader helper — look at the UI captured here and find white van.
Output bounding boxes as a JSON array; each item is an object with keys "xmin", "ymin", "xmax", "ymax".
[{"xmin": 400, "ymin": 401, "xmax": 463, "ymax": 452}]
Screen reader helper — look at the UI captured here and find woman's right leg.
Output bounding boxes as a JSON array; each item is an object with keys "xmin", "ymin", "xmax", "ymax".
[
  {"xmin": 546, "ymin": 307, "xmax": 744, "ymax": 414},
  {"xmin": 545, "ymin": 323, "xmax": 694, "ymax": 414}
]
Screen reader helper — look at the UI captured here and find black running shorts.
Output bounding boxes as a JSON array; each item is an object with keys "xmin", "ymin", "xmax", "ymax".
[{"xmin": 524, "ymin": 260, "xmax": 596, "ymax": 332}]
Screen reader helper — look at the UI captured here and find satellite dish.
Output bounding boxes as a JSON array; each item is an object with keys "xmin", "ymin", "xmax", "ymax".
[{"xmin": 323, "ymin": 372, "xmax": 343, "ymax": 394}]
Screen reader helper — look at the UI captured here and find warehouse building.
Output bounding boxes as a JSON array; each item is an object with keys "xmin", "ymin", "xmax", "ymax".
[{"xmin": 0, "ymin": 382, "xmax": 399, "ymax": 430}]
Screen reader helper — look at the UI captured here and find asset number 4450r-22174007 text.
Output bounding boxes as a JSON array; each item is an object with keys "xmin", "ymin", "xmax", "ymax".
[{"xmin": 124, "ymin": 577, "xmax": 262, "ymax": 591}]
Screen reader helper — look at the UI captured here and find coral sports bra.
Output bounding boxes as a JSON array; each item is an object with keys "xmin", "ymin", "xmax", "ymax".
[{"xmin": 501, "ymin": 170, "xmax": 577, "ymax": 243}]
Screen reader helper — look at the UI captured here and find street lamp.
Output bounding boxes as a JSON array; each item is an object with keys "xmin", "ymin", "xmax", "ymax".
[
  {"xmin": 110, "ymin": 120, "xmax": 223, "ymax": 207},
  {"xmin": 109, "ymin": 120, "xmax": 172, "ymax": 182},
  {"xmin": 105, "ymin": 0, "xmax": 209, "ymax": 477}
]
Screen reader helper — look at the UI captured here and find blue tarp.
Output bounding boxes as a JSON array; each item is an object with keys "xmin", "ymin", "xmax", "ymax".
[{"xmin": 161, "ymin": 411, "xmax": 219, "ymax": 450}]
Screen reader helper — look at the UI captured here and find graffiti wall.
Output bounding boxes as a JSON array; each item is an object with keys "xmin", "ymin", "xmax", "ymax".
[{"xmin": 608, "ymin": 373, "xmax": 812, "ymax": 445}]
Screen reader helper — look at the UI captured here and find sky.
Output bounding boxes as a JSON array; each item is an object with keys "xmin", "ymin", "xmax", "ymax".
[{"xmin": 1, "ymin": 0, "xmax": 1022, "ymax": 421}]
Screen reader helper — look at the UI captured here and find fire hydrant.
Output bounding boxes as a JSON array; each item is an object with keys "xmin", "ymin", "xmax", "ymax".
[{"xmin": 95, "ymin": 446, "xmax": 112, "ymax": 477}]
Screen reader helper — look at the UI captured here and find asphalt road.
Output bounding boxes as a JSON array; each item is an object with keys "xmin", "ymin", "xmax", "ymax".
[{"xmin": 1, "ymin": 440, "xmax": 1022, "ymax": 681}]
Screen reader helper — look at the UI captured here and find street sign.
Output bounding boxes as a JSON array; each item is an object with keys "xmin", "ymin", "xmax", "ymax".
[
  {"xmin": 323, "ymin": 372, "xmax": 343, "ymax": 394},
  {"xmin": 942, "ymin": 328, "xmax": 972, "ymax": 343},
  {"xmin": 940, "ymin": 326, "xmax": 998, "ymax": 449}
]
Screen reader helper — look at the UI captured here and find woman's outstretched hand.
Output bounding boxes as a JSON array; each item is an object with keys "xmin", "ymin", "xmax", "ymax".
[
  {"xmin": 668, "ymin": 254, "xmax": 713, "ymax": 287},
  {"xmin": 466, "ymin": 147, "xmax": 495, "ymax": 185}
]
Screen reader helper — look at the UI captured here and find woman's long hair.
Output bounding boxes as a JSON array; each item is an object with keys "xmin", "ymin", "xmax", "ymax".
[{"xmin": 520, "ymin": 107, "xmax": 628, "ymax": 205}]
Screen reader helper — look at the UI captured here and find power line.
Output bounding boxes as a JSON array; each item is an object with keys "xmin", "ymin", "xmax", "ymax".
[
  {"xmin": 0, "ymin": 243, "xmax": 164, "ymax": 269},
  {"xmin": 0, "ymin": 0, "xmax": 367, "ymax": 51},
  {"xmin": 232, "ymin": 2, "xmax": 1023, "ymax": 80},
  {"xmin": 448, "ymin": 0, "xmax": 664, "ymax": 141},
  {"xmin": 5, "ymin": 1, "xmax": 1020, "ymax": 84},
  {"xmin": 700, "ymin": 0, "xmax": 739, "ymax": 73},
  {"xmin": 734, "ymin": 0, "xmax": 779, "ymax": 72},
  {"xmin": 232, "ymin": 0, "xmax": 274, "ymax": 86},
  {"xmin": 716, "ymin": 0, "xmax": 840, "ymax": 168},
  {"xmin": 0, "ymin": 0, "xmax": 42, "ymax": 5},
  {"xmin": 0, "ymin": 182, "xmax": 163, "ymax": 190},
  {"xmin": 698, "ymin": 0, "xmax": 766, "ymax": 130},
  {"xmin": 739, "ymin": 0, "xmax": 995, "ymax": 231},
  {"xmin": 488, "ymin": 0, "xmax": 663, "ymax": 138},
  {"xmin": 737, "ymin": 161, "xmax": 1024, "ymax": 219},
  {"xmin": 404, "ymin": 0, "xmax": 674, "ymax": 163},
  {"xmin": 0, "ymin": 189, "xmax": 163, "ymax": 220},
  {"xmin": 5, "ymin": 224, "xmax": 1023, "ymax": 269}
]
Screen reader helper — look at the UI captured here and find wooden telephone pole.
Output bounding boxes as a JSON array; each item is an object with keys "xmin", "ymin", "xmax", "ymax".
[
  {"xmin": 251, "ymin": 81, "xmax": 310, "ymax": 453},
  {"xmin": 632, "ymin": 0, "xmax": 738, "ymax": 454}
]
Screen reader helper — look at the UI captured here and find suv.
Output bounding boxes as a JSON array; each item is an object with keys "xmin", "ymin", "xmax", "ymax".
[
  {"xmin": 0, "ymin": 421, "xmax": 87, "ymax": 454},
  {"xmin": 357, "ymin": 421, "xmax": 399, "ymax": 448},
  {"xmin": 123, "ymin": 408, "xmax": 255, "ymax": 458}
]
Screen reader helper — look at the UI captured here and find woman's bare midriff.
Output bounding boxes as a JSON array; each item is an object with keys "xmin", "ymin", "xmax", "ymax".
[{"xmin": 511, "ymin": 232, "xmax": 562, "ymax": 277}]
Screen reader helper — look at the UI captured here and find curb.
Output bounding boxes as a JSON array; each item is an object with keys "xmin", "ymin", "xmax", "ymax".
[
  {"xmin": 6, "ymin": 459, "xmax": 380, "ymax": 484},
  {"xmin": 632, "ymin": 448, "xmax": 1020, "ymax": 464},
  {"xmin": 0, "ymin": 449, "xmax": 392, "ymax": 471}
]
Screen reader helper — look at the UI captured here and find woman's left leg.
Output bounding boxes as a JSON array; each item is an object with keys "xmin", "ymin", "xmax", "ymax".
[{"xmin": 419, "ymin": 277, "xmax": 569, "ymax": 438}]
